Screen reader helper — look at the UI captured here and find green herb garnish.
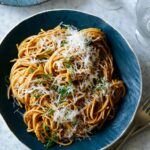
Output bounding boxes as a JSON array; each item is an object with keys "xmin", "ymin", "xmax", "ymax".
[
  {"xmin": 58, "ymin": 99, "xmax": 66, "ymax": 104},
  {"xmin": 47, "ymin": 108, "xmax": 55, "ymax": 116},
  {"xmin": 58, "ymin": 81, "xmax": 74, "ymax": 97},
  {"xmin": 29, "ymin": 68, "xmax": 35, "ymax": 73},
  {"xmin": 33, "ymin": 94, "xmax": 41, "ymax": 99},
  {"xmin": 64, "ymin": 57, "xmax": 74, "ymax": 73},
  {"xmin": 36, "ymin": 79, "xmax": 45, "ymax": 84},
  {"xmin": 42, "ymin": 124, "xmax": 50, "ymax": 133},
  {"xmin": 64, "ymin": 56, "xmax": 73, "ymax": 63},
  {"xmin": 72, "ymin": 118, "xmax": 77, "ymax": 126},
  {"xmin": 62, "ymin": 24, "xmax": 71, "ymax": 29},
  {"xmin": 42, "ymin": 123, "xmax": 45, "ymax": 129},
  {"xmin": 95, "ymin": 78, "xmax": 109, "ymax": 90},
  {"xmin": 52, "ymin": 134, "xmax": 58, "ymax": 142},
  {"xmin": 36, "ymin": 75, "xmax": 41, "ymax": 79},
  {"xmin": 58, "ymin": 86, "xmax": 70, "ymax": 97},
  {"xmin": 44, "ymin": 133, "xmax": 58, "ymax": 148},
  {"xmin": 45, "ymin": 126, "xmax": 50, "ymax": 132},
  {"xmin": 43, "ymin": 108, "xmax": 55, "ymax": 117},
  {"xmin": 65, "ymin": 63, "xmax": 71, "ymax": 68},
  {"xmin": 44, "ymin": 140, "xmax": 55, "ymax": 148},
  {"xmin": 31, "ymin": 90, "xmax": 41, "ymax": 99},
  {"xmin": 68, "ymin": 80, "xmax": 73, "ymax": 85},
  {"xmin": 42, "ymin": 124, "xmax": 50, "ymax": 131},
  {"xmin": 58, "ymin": 87, "xmax": 67, "ymax": 96},
  {"xmin": 41, "ymin": 74, "xmax": 52, "ymax": 80},
  {"xmin": 61, "ymin": 40, "xmax": 68, "ymax": 47}
]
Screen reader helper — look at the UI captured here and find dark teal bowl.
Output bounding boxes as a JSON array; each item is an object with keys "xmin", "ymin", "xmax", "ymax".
[{"xmin": 0, "ymin": 10, "xmax": 142, "ymax": 150}]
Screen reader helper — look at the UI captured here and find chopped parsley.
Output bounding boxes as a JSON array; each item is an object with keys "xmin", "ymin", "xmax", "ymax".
[
  {"xmin": 63, "ymin": 56, "xmax": 74, "ymax": 71},
  {"xmin": 36, "ymin": 74, "xmax": 52, "ymax": 80},
  {"xmin": 45, "ymin": 126, "xmax": 50, "ymax": 132},
  {"xmin": 58, "ymin": 86, "xmax": 70, "ymax": 97},
  {"xmin": 42, "ymin": 123, "xmax": 45, "ymax": 129},
  {"xmin": 36, "ymin": 79, "xmax": 45, "ymax": 84},
  {"xmin": 52, "ymin": 134, "xmax": 58, "ymax": 142},
  {"xmin": 42, "ymin": 74, "xmax": 52, "ymax": 79},
  {"xmin": 72, "ymin": 118, "xmax": 77, "ymax": 126},
  {"xmin": 43, "ymin": 108, "xmax": 55, "ymax": 117},
  {"xmin": 64, "ymin": 56, "xmax": 74, "ymax": 63},
  {"xmin": 58, "ymin": 81, "xmax": 74, "ymax": 97},
  {"xmin": 64, "ymin": 62, "xmax": 74, "ymax": 74},
  {"xmin": 58, "ymin": 86, "xmax": 68, "ymax": 97},
  {"xmin": 36, "ymin": 74, "xmax": 52, "ymax": 81},
  {"xmin": 95, "ymin": 78, "xmax": 109, "ymax": 91},
  {"xmin": 44, "ymin": 134, "xmax": 58, "ymax": 148},
  {"xmin": 31, "ymin": 90, "xmax": 41, "ymax": 99},
  {"xmin": 44, "ymin": 140, "xmax": 55, "ymax": 148},
  {"xmin": 61, "ymin": 24, "xmax": 71, "ymax": 29},
  {"xmin": 42, "ymin": 124, "xmax": 50, "ymax": 132},
  {"xmin": 68, "ymin": 80, "xmax": 73, "ymax": 85},
  {"xmin": 63, "ymin": 57, "xmax": 74, "ymax": 73},
  {"xmin": 35, "ymin": 74, "xmax": 52, "ymax": 84},
  {"xmin": 47, "ymin": 108, "xmax": 55, "ymax": 116},
  {"xmin": 36, "ymin": 75, "xmax": 41, "ymax": 79},
  {"xmin": 61, "ymin": 40, "xmax": 68, "ymax": 47},
  {"xmin": 58, "ymin": 99, "xmax": 66, "ymax": 104},
  {"xmin": 64, "ymin": 63, "xmax": 71, "ymax": 69},
  {"xmin": 33, "ymin": 94, "xmax": 41, "ymax": 99},
  {"xmin": 29, "ymin": 68, "xmax": 35, "ymax": 73}
]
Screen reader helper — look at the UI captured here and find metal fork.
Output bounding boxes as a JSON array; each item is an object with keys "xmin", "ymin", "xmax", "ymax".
[{"xmin": 114, "ymin": 97, "xmax": 150, "ymax": 150}]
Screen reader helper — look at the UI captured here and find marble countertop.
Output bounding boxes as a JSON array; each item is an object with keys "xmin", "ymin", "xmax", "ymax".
[{"xmin": 0, "ymin": 0, "xmax": 150, "ymax": 150}]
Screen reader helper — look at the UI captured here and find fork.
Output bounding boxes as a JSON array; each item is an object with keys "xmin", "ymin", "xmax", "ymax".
[{"xmin": 114, "ymin": 97, "xmax": 150, "ymax": 150}]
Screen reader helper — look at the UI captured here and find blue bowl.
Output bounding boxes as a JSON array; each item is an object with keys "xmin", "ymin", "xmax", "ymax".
[
  {"xmin": 0, "ymin": 10, "xmax": 142, "ymax": 150},
  {"xmin": 0, "ymin": 0, "xmax": 48, "ymax": 6}
]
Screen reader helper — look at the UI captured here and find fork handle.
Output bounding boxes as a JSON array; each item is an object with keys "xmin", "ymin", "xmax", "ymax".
[
  {"xmin": 131, "ymin": 122, "xmax": 150, "ymax": 137},
  {"xmin": 115, "ymin": 125, "xmax": 137, "ymax": 150},
  {"xmin": 115, "ymin": 122, "xmax": 150, "ymax": 150}
]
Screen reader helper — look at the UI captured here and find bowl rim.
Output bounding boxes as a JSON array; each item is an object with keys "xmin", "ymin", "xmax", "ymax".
[
  {"xmin": 0, "ymin": 9, "xmax": 142, "ymax": 150},
  {"xmin": 0, "ymin": 0, "xmax": 48, "ymax": 7}
]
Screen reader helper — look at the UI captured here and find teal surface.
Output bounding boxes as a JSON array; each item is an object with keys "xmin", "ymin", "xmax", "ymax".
[
  {"xmin": 0, "ymin": 0, "xmax": 47, "ymax": 6},
  {"xmin": 0, "ymin": 10, "xmax": 142, "ymax": 150}
]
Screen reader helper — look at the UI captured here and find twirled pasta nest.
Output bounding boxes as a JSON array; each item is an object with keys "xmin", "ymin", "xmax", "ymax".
[{"xmin": 8, "ymin": 24, "xmax": 125, "ymax": 147}]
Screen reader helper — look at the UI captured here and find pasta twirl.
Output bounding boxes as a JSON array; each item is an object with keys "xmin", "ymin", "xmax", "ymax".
[{"xmin": 8, "ymin": 24, "xmax": 125, "ymax": 147}]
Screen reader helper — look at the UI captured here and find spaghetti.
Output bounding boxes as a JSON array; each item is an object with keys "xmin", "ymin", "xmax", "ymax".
[{"xmin": 8, "ymin": 24, "xmax": 125, "ymax": 147}]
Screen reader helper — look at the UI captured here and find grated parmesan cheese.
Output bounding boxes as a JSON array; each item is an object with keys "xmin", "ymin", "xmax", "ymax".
[
  {"xmin": 53, "ymin": 106, "xmax": 79, "ymax": 123},
  {"xmin": 29, "ymin": 58, "xmax": 48, "ymax": 64}
]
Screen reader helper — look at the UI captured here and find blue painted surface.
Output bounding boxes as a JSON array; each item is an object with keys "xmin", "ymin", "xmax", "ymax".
[
  {"xmin": 0, "ymin": 10, "xmax": 142, "ymax": 150},
  {"xmin": 0, "ymin": 0, "xmax": 47, "ymax": 6}
]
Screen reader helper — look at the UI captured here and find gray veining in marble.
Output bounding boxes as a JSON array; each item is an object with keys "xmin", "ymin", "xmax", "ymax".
[{"xmin": 0, "ymin": 0, "xmax": 150, "ymax": 150}]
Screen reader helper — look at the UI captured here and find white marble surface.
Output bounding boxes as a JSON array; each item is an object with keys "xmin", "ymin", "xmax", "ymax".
[{"xmin": 0, "ymin": 0, "xmax": 150, "ymax": 150}]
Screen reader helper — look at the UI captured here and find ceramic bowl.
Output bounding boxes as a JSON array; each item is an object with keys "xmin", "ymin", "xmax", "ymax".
[
  {"xmin": 0, "ymin": 0, "xmax": 48, "ymax": 6},
  {"xmin": 0, "ymin": 10, "xmax": 142, "ymax": 150}
]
